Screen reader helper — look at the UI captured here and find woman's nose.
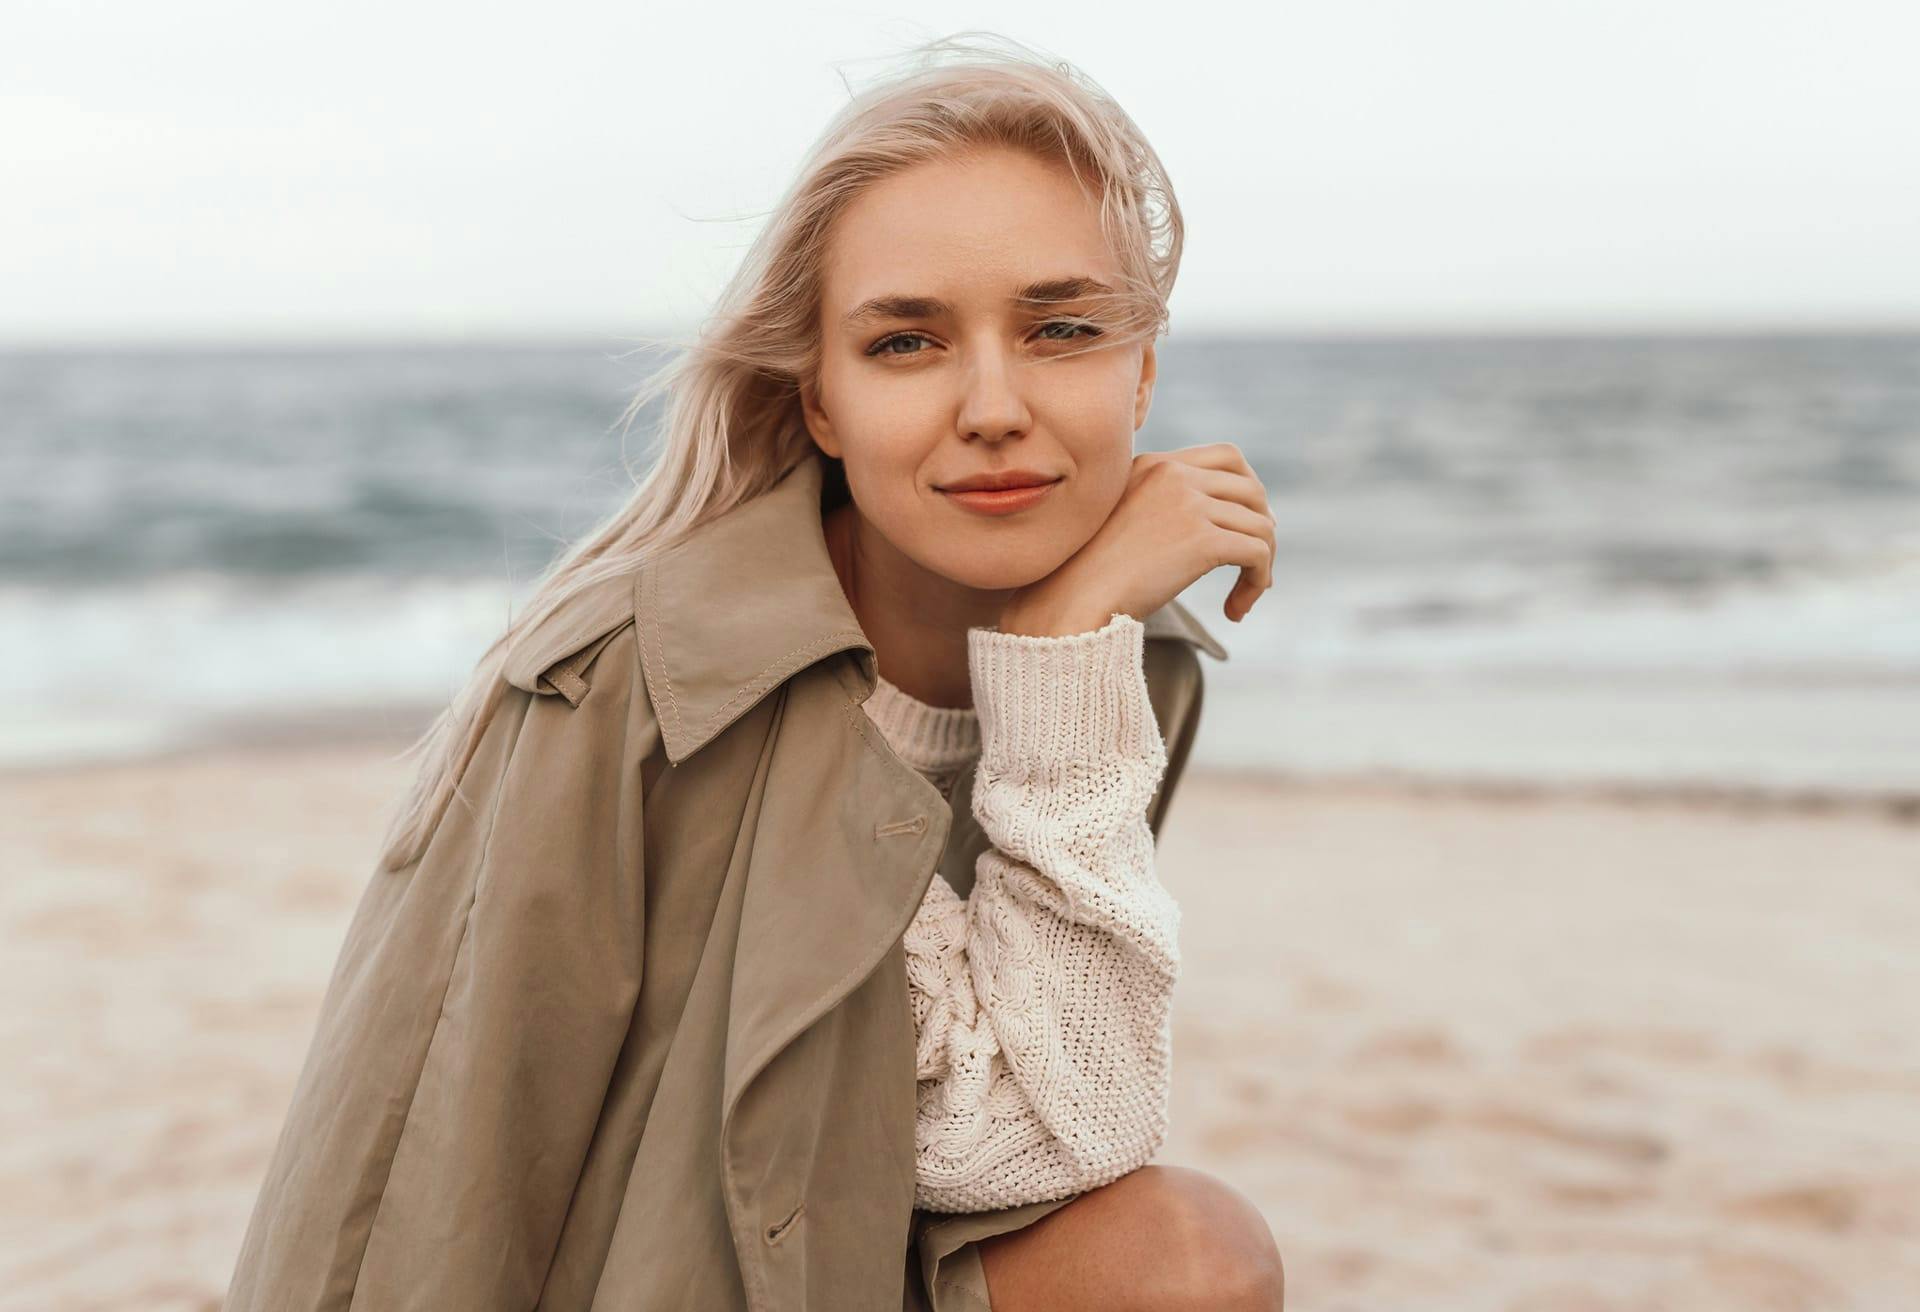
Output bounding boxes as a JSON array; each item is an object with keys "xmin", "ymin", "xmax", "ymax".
[{"xmin": 956, "ymin": 347, "xmax": 1031, "ymax": 443}]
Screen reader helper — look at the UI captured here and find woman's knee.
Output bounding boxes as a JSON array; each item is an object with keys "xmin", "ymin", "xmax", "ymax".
[{"xmin": 1115, "ymin": 1165, "xmax": 1285, "ymax": 1310}]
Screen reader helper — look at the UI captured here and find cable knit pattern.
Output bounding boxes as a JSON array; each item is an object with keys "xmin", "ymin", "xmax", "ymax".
[{"xmin": 868, "ymin": 611, "xmax": 1181, "ymax": 1214}]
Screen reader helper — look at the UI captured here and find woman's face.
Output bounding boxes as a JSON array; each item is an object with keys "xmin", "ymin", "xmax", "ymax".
[{"xmin": 801, "ymin": 146, "xmax": 1155, "ymax": 593}]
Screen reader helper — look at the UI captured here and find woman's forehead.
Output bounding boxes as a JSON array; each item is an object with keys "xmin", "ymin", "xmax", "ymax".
[{"xmin": 823, "ymin": 152, "xmax": 1112, "ymax": 288}]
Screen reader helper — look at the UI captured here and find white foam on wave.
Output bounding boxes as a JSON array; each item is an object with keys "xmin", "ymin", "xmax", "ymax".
[
  {"xmin": 1173, "ymin": 563, "xmax": 1920, "ymax": 797},
  {"xmin": 2, "ymin": 561, "xmax": 1914, "ymax": 795},
  {"xmin": 0, "ymin": 572, "xmax": 535, "ymax": 768},
  {"xmin": 1247, "ymin": 544, "xmax": 1920, "ymax": 682}
]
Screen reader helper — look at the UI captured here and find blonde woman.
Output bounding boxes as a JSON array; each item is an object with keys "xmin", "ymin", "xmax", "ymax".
[{"xmin": 227, "ymin": 32, "xmax": 1282, "ymax": 1312}]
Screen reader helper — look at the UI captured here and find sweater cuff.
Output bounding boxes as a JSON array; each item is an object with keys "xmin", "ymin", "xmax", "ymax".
[{"xmin": 967, "ymin": 611, "xmax": 1167, "ymax": 770}]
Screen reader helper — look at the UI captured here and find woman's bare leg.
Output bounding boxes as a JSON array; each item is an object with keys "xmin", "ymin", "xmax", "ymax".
[{"xmin": 975, "ymin": 1164, "xmax": 1284, "ymax": 1311}]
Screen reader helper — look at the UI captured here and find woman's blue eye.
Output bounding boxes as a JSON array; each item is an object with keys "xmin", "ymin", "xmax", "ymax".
[
  {"xmin": 868, "ymin": 332, "xmax": 931, "ymax": 356},
  {"xmin": 865, "ymin": 321, "xmax": 1101, "ymax": 357}
]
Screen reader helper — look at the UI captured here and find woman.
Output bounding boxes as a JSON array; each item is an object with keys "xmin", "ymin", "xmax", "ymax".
[{"xmin": 226, "ymin": 33, "xmax": 1282, "ymax": 1312}]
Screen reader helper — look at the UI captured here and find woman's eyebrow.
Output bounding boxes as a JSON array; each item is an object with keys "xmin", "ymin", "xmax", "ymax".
[{"xmin": 841, "ymin": 276, "xmax": 1115, "ymax": 326}]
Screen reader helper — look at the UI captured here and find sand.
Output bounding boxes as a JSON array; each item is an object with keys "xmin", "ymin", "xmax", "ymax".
[{"xmin": 2, "ymin": 740, "xmax": 1916, "ymax": 1310}]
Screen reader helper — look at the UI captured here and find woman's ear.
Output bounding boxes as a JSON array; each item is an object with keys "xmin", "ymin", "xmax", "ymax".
[
  {"xmin": 1133, "ymin": 341, "xmax": 1157, "ymax": 432},
  {"xmin": 799, "ymin": 378, "xmax": 843, "ymax": 459}
]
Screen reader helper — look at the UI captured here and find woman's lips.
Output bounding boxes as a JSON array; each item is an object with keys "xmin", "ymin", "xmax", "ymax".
[{"xmin": 938, "ymin": 479, "xmax": 1062, "ymax": 516}]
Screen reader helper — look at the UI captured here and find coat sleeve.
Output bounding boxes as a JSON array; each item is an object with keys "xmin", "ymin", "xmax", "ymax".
[
  {"xmin": 224, "ymin": 621, "xmax": 656, "ymax": 1310},
  {"xmin": 902, "ymin": 612, "xmax": 1181, "ymax": 1214}
]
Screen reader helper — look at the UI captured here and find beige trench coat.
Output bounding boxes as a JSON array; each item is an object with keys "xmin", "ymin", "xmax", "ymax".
[{"xmin": 225, "ymin": 451, "xmax": 1228, "ymax": 1311}]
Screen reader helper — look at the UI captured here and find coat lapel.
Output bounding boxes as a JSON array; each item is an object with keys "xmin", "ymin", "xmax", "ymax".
[{"xmin": 716, "ymin": 654, "xmax": 952, "ymax": 1119}]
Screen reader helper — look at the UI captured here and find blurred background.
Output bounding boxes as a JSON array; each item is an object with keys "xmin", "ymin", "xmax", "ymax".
[{"xmin": 3, "ymin": 4, "xmax": 1915, "ymax": 1309}]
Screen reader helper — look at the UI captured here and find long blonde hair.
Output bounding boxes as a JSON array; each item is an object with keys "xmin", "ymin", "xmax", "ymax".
[{"xmin": 374, "ymin": 29, "xmax": 1186, "ymax": 871}]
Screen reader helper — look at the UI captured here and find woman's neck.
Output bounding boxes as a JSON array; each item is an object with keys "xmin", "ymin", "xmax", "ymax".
[{"xmin": 822, "ymin": 499, "xmax": 1002, "ymax": 710}]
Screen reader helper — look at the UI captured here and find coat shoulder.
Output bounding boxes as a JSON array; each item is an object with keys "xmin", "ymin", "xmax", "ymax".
[
  {"xmin": 1142, "ymin": 619, "xmax": 1209, "ymax": 713},
  {"xmin": 501, "ymin": 568, "xmax": 642, "ymax": 707},
  {"xmin": 1142, "ymin": 595, "xmax": 1229, "ymax": 663},
  {"xmin": 1141, "ymin": 630, "xmax": 1210, "ymax": 838}
]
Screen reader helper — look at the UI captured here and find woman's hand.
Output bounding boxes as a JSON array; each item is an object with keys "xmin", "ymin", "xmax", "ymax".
[{"xmin": 997, "ymin": 442, "xmax": 1276, "ymax": 638}]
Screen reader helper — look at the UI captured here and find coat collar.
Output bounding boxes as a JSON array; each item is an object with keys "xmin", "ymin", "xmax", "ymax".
[{"xmin": 510, "ymin": 452, "xmax": 1229, "ymax": 766}]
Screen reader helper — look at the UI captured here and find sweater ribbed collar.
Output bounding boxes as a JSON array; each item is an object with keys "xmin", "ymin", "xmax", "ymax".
[{"xmin": 864, "ymin": 672, "xmax": 981, "ymax": 776}]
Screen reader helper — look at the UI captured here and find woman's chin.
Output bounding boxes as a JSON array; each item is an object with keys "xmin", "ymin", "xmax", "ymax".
[{"xmin": 925, "ymin": 550, "xmax": 1071, "ymax": 595}]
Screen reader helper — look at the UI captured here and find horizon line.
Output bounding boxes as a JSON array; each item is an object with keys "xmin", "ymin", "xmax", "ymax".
[{"xmin": 5, "ymin": 317, "xmax": 1920, "ymax": 353}]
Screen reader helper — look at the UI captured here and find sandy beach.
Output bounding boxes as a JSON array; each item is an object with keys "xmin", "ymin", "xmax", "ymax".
[{"xmin": 3, "ymin": 736, "xmax": 1916, "ymax": 1311}]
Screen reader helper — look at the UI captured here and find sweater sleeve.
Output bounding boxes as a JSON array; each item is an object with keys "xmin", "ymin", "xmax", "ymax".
[{"xmin": 902, "ymin": 610, "xmax": 1181, "ymax": 1214}]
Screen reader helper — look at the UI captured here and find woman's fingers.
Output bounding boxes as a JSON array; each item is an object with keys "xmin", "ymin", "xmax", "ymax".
[
  {"xmin": 1133, "ymin": 443, "xmax": 1277, "ymax": 619},
  {"xmin": 1187, "ymin": 463, "xmax": 1274, "ymax": 618},
  {"xmin": 1206, "ymin": 503, "xmax": 1275, "ymax": 619},
  {"xmin": 1205, "ymin": 498, "xmax": 1276, "ymax": 584},
  {"xmin": 1185, "ymin": 464, "xmax": 1274, "ymax": 523},
  {"xmin": 1148, "ymin": 441, "xmax": 1254, "ymax": 476},
  {"xmin": 1140, "ymin": 445, "xmax": 1272, "ymax": 520}
]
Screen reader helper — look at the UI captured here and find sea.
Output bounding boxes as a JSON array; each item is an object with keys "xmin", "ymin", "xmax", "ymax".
[{"xmin": 3, "ymin": 333, "xmax": 1915, "ymax": 802}]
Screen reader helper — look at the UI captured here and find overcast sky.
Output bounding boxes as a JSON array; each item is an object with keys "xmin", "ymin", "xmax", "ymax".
[{"xmin": 5, "ymin": 0, "xmax": 1916, "ymax": 343}]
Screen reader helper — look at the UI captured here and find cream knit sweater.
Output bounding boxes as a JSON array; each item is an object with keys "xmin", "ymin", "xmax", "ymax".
[{"xmin": 863, "ymin": 611, "xmax": 1182, "ymax": 1214}]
